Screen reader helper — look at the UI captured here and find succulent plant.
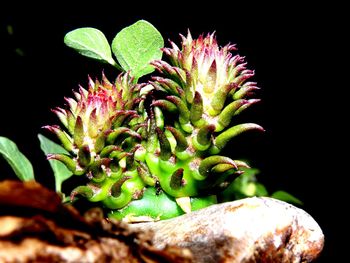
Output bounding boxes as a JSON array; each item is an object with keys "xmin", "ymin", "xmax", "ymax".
[
  {"xmin": 45, "ymin": 21, "xmax": 264, "ymax": 222},
  {"xmin": 44, "ymin": 73, "xmax": 149, "ymax": 209},
  {"xmin": 145, "ymin": 32, "xmax": 264, "ymax": 203}
]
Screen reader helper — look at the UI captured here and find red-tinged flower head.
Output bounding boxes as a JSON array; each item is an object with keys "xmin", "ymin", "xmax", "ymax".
[
  {"xmin": 47, "ymin": 72, "xmax": 141, "ymax": 154},
  {"xmin": 151, "ymin": 31, "xmax": 259, "ymax": 132}
]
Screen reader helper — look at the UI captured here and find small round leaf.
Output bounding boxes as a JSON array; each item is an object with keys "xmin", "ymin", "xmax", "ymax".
[
  {"xmin": 64, "ymin": 27, "xmax": 117, "ymax": 66},
  {"xmin": 112, "ymin": 20, "xmax": 164, "ymax": 79}
]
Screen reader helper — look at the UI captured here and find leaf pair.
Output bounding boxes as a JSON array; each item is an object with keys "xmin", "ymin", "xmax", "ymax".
[
  {"xmin": 64, "ymin": 20, "xmax": 164, "ymax": 80},
  {"xmin": 0, "ymin": 135, "xmax": 73, "ymax": 193}
]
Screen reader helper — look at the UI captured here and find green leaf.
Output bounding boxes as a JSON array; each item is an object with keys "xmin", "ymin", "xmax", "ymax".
[
  {"xmin": 254, "ymin": 183, "xmax": 268, "ymax": 196},
  {"xmin": 271, "ymin": 190, "xmax": 303, "ymax": 205},
  {"xmin": 38, "ymin": 134, "xmax": 73, "ymax": 192},
  {"xmin": 0, "ymin": 136, "xmax": 34, "ymax": 181},
  {"xmin": 112, "ymin": 20, "xmax": 164, "ymax": 80},
  {"xmin": 64, "ymin": 27, "xmax": 120, "ymax": 69}
]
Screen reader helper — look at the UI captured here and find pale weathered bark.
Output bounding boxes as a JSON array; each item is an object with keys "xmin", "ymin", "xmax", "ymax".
[
  {"xmin": 0, "ymin": 180, "xmax": 324, "ymax": 262},
  {"xmin": 0, "ymin": 180, "xmax": 192, "ymax": 262},
  {"xmin": 130, "ymin": 197, "xmax": 324, "ymax": 263}
]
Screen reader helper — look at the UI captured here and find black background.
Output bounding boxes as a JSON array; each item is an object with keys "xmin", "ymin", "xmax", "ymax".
[{"xmin": 1, "ymin": 2, "xmax": 343, "ymax": 261}]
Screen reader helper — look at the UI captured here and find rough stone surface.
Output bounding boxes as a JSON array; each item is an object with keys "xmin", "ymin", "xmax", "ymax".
[
  {"xmin": 0, "ymin": 180, "xmax": 193, "ymax": 263},
  {"xmin": 129, "ymin": 197, "xmax": 324, "ymax": 263}
]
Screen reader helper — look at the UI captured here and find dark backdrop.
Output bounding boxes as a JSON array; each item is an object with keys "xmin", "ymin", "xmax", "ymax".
[{"xmin": 1, "ymin": 3, "xmax": 342, "ymax": 261}]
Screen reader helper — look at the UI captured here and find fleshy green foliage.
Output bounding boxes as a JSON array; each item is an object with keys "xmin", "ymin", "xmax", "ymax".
[
  {"xmin": 111, "ymin": 20, "xmax": 164, "ymax": 80},
  {"xmin": 38, "ymin": 134, "xmax": 73, "ymax": 192},
  {"xmin": 0, "ymin": 137, "xmax": 34, "ymax": 181}
]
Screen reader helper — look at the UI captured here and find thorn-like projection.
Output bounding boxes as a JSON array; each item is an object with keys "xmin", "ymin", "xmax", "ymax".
[
  {"xmin": 137, "ymin": 161, "xmax": 156, "ymax": 186},
  {"xmin": 154, "ymin": 106, "xmax": 164, "ymax": 129},
  {"xmin": 175, "ymin": 196, "xmax": 191, "ymax": 214},
  {"xmin": 184, "ymin": 71, "xmax": 195, "ymax": 104},
  {"xmin": 78, "ymin": 145, "xmax": 91, "ymax": 167},
  {"xmin": 213, "ymin": 170, "xmax": 244, "ymax": 191},
  {"xmin": 211, "ymin": 163, "xmax": 236, "ymax": 174},
  {"xmin": 204, "ymin": 163, "xmax": 240, "ymax": 189},
  {"xmin": 70, "ymin": 185, "xmax": 93, "ymax": 201},
  {"xmin": 73, "ymin": 116, "xmax": 84, "ymax": 147},
  {"xmin": 100, "ymin": 145, "xmax": 123, "ymax": 158},
  {"xmin": 217, "ymin": 99, "xmax": 248, "ymax": 131},
  {"xmin": 233, "ymin": 160, "xmax": 251, "ymax": 168},
  {"xmin": 233, "ymin": 82, "xmax": 260, "ymax": 100},
  {"xmin": 152, "ymin": 100, "xmax": 178, "ymax": 113},
  {"xmin": 199, "ymin": 156, "xmax": 237, "ymax": 177},
  {"xmin": 64, "ymin": 97, "xmax": 77, "ymax": 112},
  {"xmin": 88, "ymin": 108, "xmax": 98, "ymax": 138},
  {"xmin": 208, "ymin": 60, "xmax": 217, "ymax": 88},
  {"xmin": 149, "ymin": 81, "xmax": 167, "ymax": 93},
  {"xmin": 102, "ymin": 71, "xmax": 113, "ymax": 87},
  {"xmin": 125, "ymin": 145, "xmax": 141, "ymax": 170},
  {"xmin": 113, "ymin": 110, "xmax": 138, "ymax": 127},
  {"xmin": 151, "ymin": 61, "xmax": 185, "ymax": 85},
  {"xmin": 51, "ymin": 107, "xmax": 68, "ymax": 128},
  {"xmin": 89, "ymin": 169, "xmax": 106, "ymax": 183},
  {"xmin": 66, "ymin": 110, "xmax": 76, "ymax": 135},
  {"xmin": 90, "ymin": 158, "xmax": 111, "ymax": 169},
  {"xmin": 212, "ymin": 123, "xmax": 264, "ymax": 153},
  {"xmin": 233, "ymin": 70, "xmax": 255, "ymax": 86},
  {"xmin": 106, "ymin": 127, "xmax": 142, "ymax": 144},
  {"xmin": 190, "ymin": 91, "xmax": 204, "ymax": 126},
  {"xmin": 196, "ymin": 124, "xmax": 215, "ymax": 148},
  {"xmin": 47, "ymin": 153, "xmax": 78, "ymax": 174},
  {"xmin": 110, "ymin": 151, "xmax": 130, "ymax": 162},
  {"xmin": 156, "ymin": 127, "xmax": 172, "ymax": 161},
  {"xmin": 151, "ymin": 60, "xmax": 177, "ymax": 75},
  {"xmin": 117, "ymin": 113, "xmax": 140, "ymax": 129},
  {"xmin": 166, "ymin": 96, "xmax": 190, "ymax": 125},
  {"xmin": 170, "ymin": 168, "xmax": 184, "ymax": 189},
  {"xmin": 89, "ymin": 158, "xmax": 110, "ymax": 182},
  {"xmin": 132, "ymin": 123, "xmax": 148, "ymax": 132},
  {"xmin": 165, "ymin": 126, "xmax": 188, "ymax": 151},
  {"xmin": 111, "ymin": 176, "xmax": 132, "ymax": 197},
  {"xmin": 210, "ymin": 83, "xmax": 237, "ymax": 116},
  {"xmin": 42, "ymin": 125, "xmax": 73, "ymax": 152},
  {"xmin": 152, "ymin": 77, "xmax": 182, "ymax": 96},
  {"xmin": 146, "ymin": 108, "xmax": 158, "ymax": 152},
  {"xmin": 233, "ymin": 99, "xmax": 260, "ymax": 116},
  {"xmin": 94, "ymin": 133, "xmax": 106, "ymax": 153}
]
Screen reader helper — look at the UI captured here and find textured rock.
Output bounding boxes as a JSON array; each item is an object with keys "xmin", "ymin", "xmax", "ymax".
[
  {"xmin": 129, "ymin": 197, "xmax": 324, "ymax": 263},
  {"xmin": 0, "ymin": 180, "xmax": 193, "ymax": 263}
]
